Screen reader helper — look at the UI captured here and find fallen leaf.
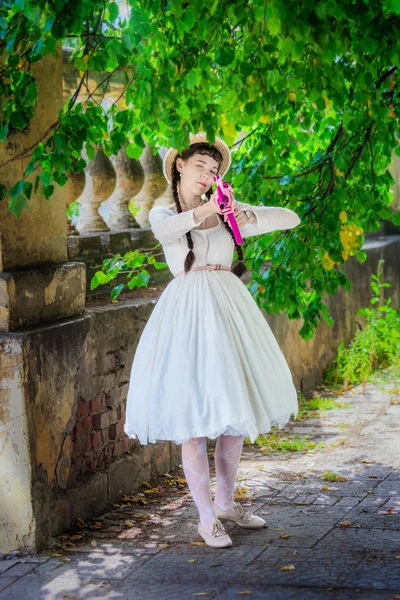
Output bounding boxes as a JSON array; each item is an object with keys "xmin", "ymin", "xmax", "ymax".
[
  {"xmin": 158, "ymin": 543, "xmax": 169, "ymax": 549},
  {"xmin": 188, "ymin": 559, "xmax": 197, "ymax": 563},
  {"xmin": 279, "ymin": 533, "xmax": 290, "ymax": 539},
  {"xmin": 339, "ymin": 521, "xmax": 352, "ymax": 527},
  {"xmin": 368, "ymin": 475, "xmax": 378, "ymax": 479},
  {"xmin": 190, "ymin": 541, "xmax": 206, "ymax": 546},
  {"xmin": 238, "ymin": 592, "xmax": 253, "ymax": 595},
  {"xmin": 322, "ymin": 485, "xmax": 329, "ymax": 491},
  {"xmin": 76, "ymin": 518, "xmax": 87, "ymax": 528},
  {"xmin": 280, "ymin": 564, "xmax": 295, "ymax": 571},
  {"xmin": 125, "ymin": 521, "xmax": 135, "ymax": 528}
]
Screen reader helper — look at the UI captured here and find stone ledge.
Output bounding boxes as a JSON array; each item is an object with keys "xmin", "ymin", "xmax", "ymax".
[{"xmin": 0, "ymin": 261, "xmax": 86, "ymax": 332}]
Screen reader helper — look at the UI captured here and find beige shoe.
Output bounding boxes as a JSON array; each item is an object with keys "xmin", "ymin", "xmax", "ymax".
[
  {"xmin": 197, "ymin": 518, "xmax": 233, "ymax": 548},
  {"xmin": 213, "ymin": 501, "xmax": 268, "ymax": 529}
]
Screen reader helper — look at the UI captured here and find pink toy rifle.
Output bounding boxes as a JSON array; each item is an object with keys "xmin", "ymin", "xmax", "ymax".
[{"xmin": 212, "ymin": 175, "xmax": 243, "ymax": 245}]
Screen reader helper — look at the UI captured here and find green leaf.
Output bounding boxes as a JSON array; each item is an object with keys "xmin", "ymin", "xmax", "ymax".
[
  {"xmin": 267, "ymin": 17, "xmax": 281, "ymax": 36},
  {"xmin": 126, "ymin": 142, "xmax": 144, "ymax": 159},
  {"xmin": 111, "ymin": 283, "xmax": 125, "ymax": 301},
  {"xmin": 391, "ymin": 212, "xmax": 400, "ymax": 226},
  {"xmin": 182, "ymin": 8, "xmax": 196, "ymax": 31},
  {"xmin": 0, "ymin": 122, "xmax": 9, "ymax": 142},
  {"xmin": 356, "ymin": 250, "xmax": 368, "ymax": 263},
  {"xmin": 215, "ymin": 46, "xmax": 235, "ymax": 67},
  {"xmin": 108, "ymin": 2, "xmax": 119, "ymax": 22},
  {"xmin": 8, "ymin": 195, "xmax": 28, "ymax": 217},
  {"xmin": 9, "ymin": 179, "xmax": 24, "ymax": 197},
  {"xmin": 90, "ymin": 271, "xmax": 110, "ymax": 290},
  {"xmin": 153, "ymin": 261, "xmax": 168, "ymax": 270}
]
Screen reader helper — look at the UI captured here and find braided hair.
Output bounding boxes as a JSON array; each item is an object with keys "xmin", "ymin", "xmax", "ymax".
[{"xmin": 171, "ymin": 142, "xmax": 247, "ymax": 278}]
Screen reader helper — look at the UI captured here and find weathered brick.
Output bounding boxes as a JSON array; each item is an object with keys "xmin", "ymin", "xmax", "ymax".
[
  {"xmin": 116, "ymin": 421, "xmax": 125, "ymax": 438},
  {"xmin": 101, "ymin": 428, "xmax": 109, "ymax": 445},
  {"xmin": 90, "ymin": 395, "xmax": 102, "ymax": 414},
  {"xmin": 92, "ymin": 409, "xmax": 117, "ymax": 430},
  {"xmin": 105, "ymin": 392, "xmax": 113, "ymax": 410},
  {"xmin": 72, "ymin": 437, "xmax": 87, "ymax": 460},
  {"xmin": 109, "ymin": 423, "xmax": 117, "ymax": 440},
  {"xmin": 91, "ymin": 430, "xmax": 103, "ymax": 450},
  {"xmin": 76, "ymin": 400, "xmax": 90, "ymax": 419},
  {"xmin": 73, "ymin": 416, "xmax": 93, "ymax": 438},
  {"xmin": 119, "ymin": 383, "xmax": 129, "ymax": 401},
  {"xmin": 116, "ymin": 403, "xmax": 126, "ymax": 421}
]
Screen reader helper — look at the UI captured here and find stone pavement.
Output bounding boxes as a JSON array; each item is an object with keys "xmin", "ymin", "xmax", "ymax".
[{"xmin": 1, "ymin": 368, "xmax": 400, "ymax": 599}]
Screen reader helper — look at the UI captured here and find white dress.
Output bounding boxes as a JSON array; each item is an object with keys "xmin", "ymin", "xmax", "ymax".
[{"xmin": 124, "ymin": 201, "xmax": 301, "ymax": 446}]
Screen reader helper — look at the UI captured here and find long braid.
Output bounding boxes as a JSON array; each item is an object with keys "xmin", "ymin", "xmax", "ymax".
[
  {"xmin": 171, "ymin": 162, "xmax": 196, "ymax": 273},
  {"xmin": 171, "ymin": 145, "xmax": 247, "ymax": 278}
]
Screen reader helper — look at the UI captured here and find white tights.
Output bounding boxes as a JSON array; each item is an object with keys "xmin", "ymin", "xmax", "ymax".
[{"xmin": 181, "ymin": 433, "xmax": 245, "ymax": 525}]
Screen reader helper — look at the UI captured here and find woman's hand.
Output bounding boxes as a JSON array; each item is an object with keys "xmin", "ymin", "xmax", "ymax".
[
  {"xmin": 223, "ymin": 204, "xmax": 253, "ymax": 227},
  {"xmin": 209, "ymin": 192, "xmax": 254, "ymax": 226},
  {"xmin": 208, "ymin": 191, "xmax": 222, "ymax": 214},
  {"xmin": 209, "ymin": 191, "xmax": 239, "ymax": 217}
]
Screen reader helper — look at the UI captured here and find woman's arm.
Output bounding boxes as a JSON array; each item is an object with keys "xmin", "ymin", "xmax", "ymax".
[
  {"xmin": 149, "ymin": 205, "xmax": 212, "ymax": 245},
  {"xmin": 234, "ymin": 200, "xmax": 301, "ymax": 238}
]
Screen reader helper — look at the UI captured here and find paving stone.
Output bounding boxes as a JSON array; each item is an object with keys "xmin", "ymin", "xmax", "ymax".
[{"xmin": 345, "ymin": 550, "xmax": 400, "ymax": 590}]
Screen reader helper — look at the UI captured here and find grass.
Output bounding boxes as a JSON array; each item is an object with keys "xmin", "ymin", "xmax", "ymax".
[{"xmin": 243, "ymin": 430, "xmax": 325, "ymax": 454}]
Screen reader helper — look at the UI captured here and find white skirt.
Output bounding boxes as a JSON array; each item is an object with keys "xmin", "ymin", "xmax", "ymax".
[{"xmin": 124, "ymin": 270, "xmax": 298, "ymax": 445}]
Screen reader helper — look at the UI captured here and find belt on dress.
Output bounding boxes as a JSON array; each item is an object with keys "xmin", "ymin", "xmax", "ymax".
[{"xmin": 174, "ymin": 263, "xmax": 231, "ymax": 277}]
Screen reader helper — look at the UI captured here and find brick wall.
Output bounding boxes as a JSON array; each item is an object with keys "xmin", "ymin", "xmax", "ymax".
[{"xmin": 68, "ymin": 390, "xmax": 135, "ymax": 486}]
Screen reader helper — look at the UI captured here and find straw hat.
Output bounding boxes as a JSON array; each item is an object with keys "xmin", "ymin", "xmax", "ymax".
[{"xmin": 162, "ymin": 131, "xmax": 231, "ymax": 185}]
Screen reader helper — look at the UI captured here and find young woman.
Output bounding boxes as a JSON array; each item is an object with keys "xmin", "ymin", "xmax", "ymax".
[{"xmin": 124, "ymin": 132, "xmax": 301, "ymax": 548}]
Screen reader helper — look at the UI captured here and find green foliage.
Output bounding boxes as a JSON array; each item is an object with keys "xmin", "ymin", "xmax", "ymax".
[
  {"xmin": 1, "ymin": 0, "xmax": 400, "ymax": 337},
  {"xmin": 90, "ymin": 248, "xmax": 168, "ymax": 302},
  {"xmin": 326, "ymin": 259, "xmax": 400, "ymax": 388}
]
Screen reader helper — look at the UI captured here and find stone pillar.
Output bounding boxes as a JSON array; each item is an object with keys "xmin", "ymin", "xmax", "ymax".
[
  {"xmin": 75, "ymin": 144, "xmax": 116, "ymax": 233},
  {"xmin": 0, "ymin": 48, "xmax": 86, "ymax": 552},
  {"xmin": 131, "ymin": 142, "xmax": 168, "ymax": 227},
  {"xmin": 65, "ymin": 169, "xmax": 85, "ymax": 235},
  {"xmin": 101, "ymin": 143, "xmax": 144, "ymax": 230}
]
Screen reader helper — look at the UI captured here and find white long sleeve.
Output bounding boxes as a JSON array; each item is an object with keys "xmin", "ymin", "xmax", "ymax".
[
  {"xmin": 234, "ymin": 200, "xmax": 301, "ymax": 238},
  {"xmin": 148, "ymin": 206, "xmax": 201, "ymax": 245},
  {"xmin": 148, "ymin": 202, "xmax": 301, "ymax": 246}
]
